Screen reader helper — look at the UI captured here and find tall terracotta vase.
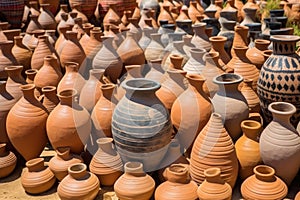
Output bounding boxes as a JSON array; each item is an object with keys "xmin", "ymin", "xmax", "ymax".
[
  {"xmin": 21, "ymin": 158, "xmax": 56, "ymax": 194},
  {"xmin": 235, "ymin": 120, "xmax": 262, "ymax": 180},
  {"xmin": 241, "ymin": 165, "xmax": 288, "ymax": 200},
  {"xmin": 0, "ymin": 41, "xmax": 18, "ymax": 79},
  {"xmin": 155, "ymin": 164, "xmax": 198, "ymax": 200},
  {"xmin": 57, "ymin": 163, "xmax": 100, "ymax": 200},
  {"xmin": 114, "ymin": 162, "xmax": 155, "ymax": 200},
  {"xmin": 38, "ymin": 4, "xmax": 57, "ymax": 30},
  {"xmin": 6, "ymin": 84, "xmax": 48, "ymax": 161},
  {"xmin": 209, "ymin": 36, "xmax": 230, "ymax": 64},
  {"xmin": 259, "ymin": 102, "xmax": 300, "ymax": 186},
  {"xmin": 183, "ymin": 48, "xmax": 206, "ymax": 74},
  {"xmin": 41, "ymin": 86, "xmax": 59, "ymax": 113},
  {"xmin": 5, "ymin": 65, "xmax": 27, "ymax": 100},
  {"xmin": 241, "ymin": 79, "xmax": 260, "ymax": 113},
  {"xmin": 197, "ymin": 168, "xmax": 232, "ymax": 200},
  {"xmin": 211, "ymin": 73, "xmax": 249, "ymax": 140},
  {"xmin": 171, "ymin": 74, "xmax": 213, "ymax": 155},
  {"xmin": 48, "ymin": 146, "xmax": 83, "ymax": 181},
  {"xmin": 0, "ymin": 0, "xmax": 24, "ymax": 28},
  {"xmin": 47, "ymin": 89, "xmax": 91, "ymax": 154},
  {"xmin": 191, "ymin": 23, "xmax": 211, "ymax": 52},
  {"xmin": 231, "ymin": 25, "xmax": 249, "ymax": 55},
  {"xmin": 90, "ymin": 138, "xmax": 123, "ymax": 186},
  {"xmin": 112, "ymin": 78, "xmax": 172, "ymax": 172},
  {"xmin": 190, "ymin": 112, "xmax": 239, "ymax": 188},
  {"xmin": 12, "ymin": 36, "xmax": 32, "ymax": 72},
  {"xmin": 257, "ymin": 35, "xmax": 300, "ymax": 126},
  {"xmin": 246, "ymin": 39, "xmax": 270, "ymax": 70},
  {"xmin": 0, "ymin": 143, "xmax": 17, "ymax": 178}
]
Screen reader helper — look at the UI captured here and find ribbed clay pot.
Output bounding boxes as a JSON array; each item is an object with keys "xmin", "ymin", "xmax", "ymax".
[
  {"xmin": 231, "ymin": 25, "xmax": 249, "ymax": 55},
  {"xmin": 191, "ymin": 23, "xmax": 211, "ymax": 52},
  {"xmin": 209, "ymin": 36, "xmax": 230, "ymax": 64},
  {"xmin": 38, "ymin": 4, "xmax": 57, "ymax": 30},
  {"xmin": 12, "ymin": 36, "xmax": 32, "ymax": 72},
  {"xmin": 246, "ymin": 39, "xmax": 270, "ymax": 70},
  {"xmin": 144, "ymin": 33, "xmax": 165, "ymax": 62},
  {"xmin": 183, "ymin": 48, "xmax": 206, "ymax": 75},
  {"xmin": 241, "ymin": 79, "xmax": 260, "ymax": 113},
  {"xmin": 57, "ymin": 163, "xmax": 100, "ymax": 200},
  {"xmin": 41, "ymin": 86, "xmax": 59, "ymax": 113},
  {"xmin": 5, "ymin": 65, "xmax": 27, "ymax": 101},
  {"xmin": 6, "ymin": 84, "xmax": 48, "ymax": 161},
  {"xmin": 0, "ymin": 41, "xmax": 18, "ymax": 79},
  {"xmin": 145, "ymin": 59, "xmax": 165, "ymax": 83},
  {"xmin": 21, "ymin": 158, "xmax": 56, "ymax": 194},
  {"xmin": 0, "ymin": 143, "xmax": 17, "ymax": 178},
  {"xmin": 48, "ymin": 146, "xmax": 83, "ymax": 181}
]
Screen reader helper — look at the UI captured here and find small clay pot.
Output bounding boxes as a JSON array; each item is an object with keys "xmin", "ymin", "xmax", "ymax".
[{"xmin": 0, "ymin": 143, "xmax": 17, "ymax": 178}]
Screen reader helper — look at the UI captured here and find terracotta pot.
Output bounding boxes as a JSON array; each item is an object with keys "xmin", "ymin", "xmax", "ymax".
[
  {"xmin": 121, "ymin": 10, "xmax": 131, "ymax": 27},
  {"xmin": 259, "ymin": 102, "xmax": 300, "ymax": 185},
  {"xmin": 69, "ymin": 0, "xmax": 97, "ymax": 18},
  {"xmin": 144, "ymin": 33, "xmax": 164, "ymax": 62},
  {"xmin": 47, "ymin": 89, "xmax": 91, "ymax": 154},
  {"xmin": 241, "ymin": 165, "xmax": 288, "ymax": 199},
  {"xmin": 197, "ymin": 167, "xmax": 232, "ymax": 200},
  {"xmin": 182, "ymin": 35, "xmax": 195, "ymax": 58},
  {"xmin": 0, "ymin": 0, "xmax": 24, "ymax": 28},
  {"xmin": 0, "ymin": 41, "xmax": 18, "ymax": 79},
  {"xmin": 188, "ymin": 1, "xmax": 202, "ymax": 23},
  {"xmin": 21, "ymin": 158, "xmax": 56, "ymax": 194},
  {"xmin": 6, "ymin": 84, "xmax": 48, "ymax": 161},
  {"xmin": 41, "ymin": 86, "xmax": 59, "ymax": 113},
  {"xmin": 29, "ymin": 1, "xmax": 40, "ymax": 17},
  {"xmin": 241, "ymin": 79, "xmax": 260, "ymax": 113},
  {"xmin": 240, "ymin": 7, "xmax": 257, "ymax": 26},
  {"xmin": 66, "ymin": 12, "xmax": 78, "ymax": 26},
  {"xmin": 85, "ymin": 28, "xmax": 103, "ymax": 58},
  {"xmin": 217, "ymin": 20, "xmax": 236, "ymax": 55},
  {"xmin": 105, "ymin": 24, "xmax": 122, "ymax": 49},
  {"xmin": 222, "ymin": 0, "xmax": 242, "ymax": 22},
  {"xmin": 139, "ymin": 28, "xmax": 155, "ymax": 51},
  {"xmin": 231, "ymin": 25, "xmax": 249, "ymax": 55},
  {"xmin": 45, "ymin": 29, "xmax": 58, "ymax": 46},
  {"xmin": 177, "ymin": 5, "xmax": 190, "ymax": 21},
  {"xmin": 90, "ymin": 138, "xmax": 123, "ymax": 186},
  {"xmin": 158, "ymin": 5, "xmax": 175, "ymax": 25},
  {"xmin": 57, "ymin": 163, "xmax": 100, "ymax": 200},
  {"xmin": 183, "ymin": 48, "xmax": 206, "ymax": 74},
  {"xmin": 114, "ymin": 162, "xmax": 155, "ymax": 200},
  {"xmin": 191, "ymin": 23, "xmax": 211, "ymax": 52},
  {"xmin": 211, "ymin": 73, "xmax": 249, "ymax": 140},
  {"xmin": 103, "ymin": 3, "xmax": 122, "ymax": 26},
  {"xmin": 26, "ymin": 15, "xmax": 43, "ymax": 33},
  {"xmin": 5, "ymin": 65, "xmax": 27, "ymax": 100},
  {"xmin": 159, "ymin": 24, "xmax": 176, "ymax": 47},
  {"xmin": 235, "ymin": 120, "xmax": 262, "ymax": 180},
  {"xmin": 155, "ymin": 164, "xmax": 198, "ymax": 200},
  {"xmin": 93, "ymin": 36, "xmax": 123, "ymax": 84},
  {"xmin": 48, "ymin": 146, "xmax": 83, "ymax": 181},
  {"xmin": 38, "ymin": 0, "xmax": 59, "ymax": 15},
  {"xmin": 139, "ymin": 9, "xmax": 158, "ymax": 29},
  {"xmin": 12, "ymin": 36, "xmax": 32, "ymax": 72},
  {"xmin": 112, "ymin": 79, "xmax": 172, "ymax": 172},
  {"xmin": 26, "ymin": 29, "xmax": 45, "ymax": 51},
  {"xmin": 145, "ymin": 59, "xmax": 165, "ymax": 83},
  {"xmin": 55, "ymin": 4, "xmax": 68, "ymax": 23},
  {"xmin": 257, "ymin": 35, "xmax": 300, "ymax": 126},
  {"xmin": 72, "ymin": 18, "xmax": 85, "ymax": 40},
  {"xmin": 0, "ymin": 143, "xmax": 17, "ymax": 178},
  {"xmin": 190, "ymin": 112, "xmax": 239, "ymax": 188},
  {"xmin": 38, "ymin": 4, "xmax": 57, "ymax": 30},
  {"xmin": 246, "ymin": 39, "xmax": 270, "ymax": 70},
  {"xmin": 127, "ymin": 17, "xmax": 142, "ymax": 41},
  {"xmin": 25, "ymin": 69, "xmax": 38, "ymax": 84},
  {"xmin": 163, "ymin": 41, "xmax": 189, "ymax": 70},
  {"xmin": 171, "ymin": 74, "xmax": 212, "ymax": 155},
  {"xmin": 209, "ymin": 36, "xmax": 230, "ymax": 64}
]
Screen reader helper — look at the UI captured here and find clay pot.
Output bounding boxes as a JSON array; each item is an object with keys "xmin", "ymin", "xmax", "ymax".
[
  {"xmin": 155, "ymin": 164, "xmax": 198, "ymax": 200},
  {"xmin": 38, "ymin": 4, "xmax": 57, "ymax": 30},
  {"xmin": 0, "ymin": 41, "xmax": 18, "ymax": 79},
  {"xmin": 5, "ymin": 65, "xmax": 27, "ymax": 100},
  {"xmin": 217, "ymin": 20, "xmax": 236, "ymax": 54},
  {"xmin": 145, "ymin": 59, "xmax": 164, "ymax": 83},
  {"xmin": 25, "ymin": 69, "xmax": 38, "ymax": 84},
  {"xmin": 21, "ymin": 158, "xmax": 56, "ymax": 194},
  {"xmin": 60, "ymin": 31, "xmax": 86, "ymax": 68},
  {"xmin": 240, "ymin": 7, "xmax": 257, "ymax": 26},
  {"xmin": 0, "ymin": 0, "xmax": 24, "ymax": 28},
  {"xmin": 102, "ymin": 3, "xmax": 121, "ymax": 26},
  {"xmin": 246, "ymin": 39, "xmax": 270, "ymax": 70},
  {"xmin": 47, "ymin": 89, "xmax": 91, "ymax": 154},
  {"xmin": 72, "ymin": 18, "xmax": 85, "ymax": 40},
  {"xmin": 85, "ymin": 28, "xmax": 103, "ymax": 58},
  {"xmin": 235, "ymin": 120, "xmax": 262, "ymax": 180},
  {"xmin": 90, "ymin": 138, "xmax": 123, "ymax": 186},
  {"xmin": 139, "ymin": 28, "xmax": 156, "ymax": 51},
  {"xmin": 127, "ymin": 17, "xmax": 142, "ymax": 41},
  {"xmin": 121, "ymin": 10, "xmax": 131, "ymax": 27},
  {"xmin": 41, "ymin": 86, "xmax": 59, "ymax": 113},
  {"xmin": 114, "ymin": 162, "xmax": 155, "ymax": 200},
  {"xmin": 29, "ymin": 1, "xmax": 40, "ymax": 17},
  {"xmin": 171, "ymin": 74, "xmax": 213, "ymax": 155},
  {"xmin": 12, "ymin": 36, "xmax": 32, "ymax": 72},
  {"xmin": 231, "ymin": 25, "xmax": 249, "ymax": 55},
  {"xmin": 91, "ymin": 84, "xmax": 116, "ymax": 138},
  {"xmin": 241, "ymin": 165, "xmax": 288, "ymax": 200},
  {"xmin": 48, "ymin": 146, "xmax": 83, "ymax": 181},
  {"xmin": 197, "ymin": 167, "xmax": 232, "ymax": 200},
  {"xmin": 188, "ymin": 1, "xmax": 202, "ymax": 23},
  {"xmin": 190, "ymin": 112, "xmax": 239, "ymax": 188},
  {"xmin": 56, "ymin": 14, "xmax": 68, "ymax": 34},
  {"xmin": 158, "ymin": 5, "xmax": 175, "ymax": 25},
  {"xmin": 144, "ymin": 33, "xmax": 165, "ymax": 62},
  {"xmin": 191, "ymin": 23, "xmax": 211, "ymax": 52},
  {"xmin": 55, "ymin": 4, "xmax": 68, "ymax": 23},
  {"xmin": 66, "ymin": 12, "xmax": 78, "ymax": 26},
  {"xmin": 112, "ymin": 79, "xmax": 172, "ymax": 172},
  {"xmin": 241, "ymin": 79, "xmax": 260, "ymax": 113},
  {"xmin": 106, "ymin": 24, "xmax": 122, "ymax": 49},
  {"xmin": 57, "ymin": 163, "xmax": 100, "ymax": 200},
  {"xmin": 183, "ymin": 48, "xmax": 206, "ymax": 74},
  {"xmin": 26, "ymin": 15, "xmax": 43, "ymax": 33},
  {"xmin": 80, "ymin": 69, "xmax": 104, "ymax": 112},
  {"xmin": 69, "ymin": 0, "xmax": 97, "ymax": 18},
  {"xmin": 182, "ymin": 35, "xmax": 195, "ymax": 57},
  {"xmin": 163, "ymin": 40, "xmax": 189, "ymax": 70},
  {"xmin": 257, "ymin": 35, "xmax": 300, "ymax": 126},
  {"xmin": 209, "ymin": 36, "xmax": 230, "ymax": 64},
  {"xmin": 211, "ymin": 73, "xmax": 249, "ymax": 140},
  {"xmin": 259, "ymin": 102, "xmax": 300, "ymax": 185},
  {"xmin": 34, "ymin": 55, "xmax": 62, "ymax": 91},
  {"xmin": 6, "ymin": 84, "xmax": 48, "ymax": 161},
  {"xmin": 0, "ymin": 143, "xmax": 17, "ymax": 178},
  {"xmin": 27, "ymin": 29, "xmax": 45, "ymax": 51},
  {"xmin": 38, "ymin": 0, "xmax": 60, "ymax": 15},
  {"xmin": 177, "ymin": 5, "xmax": 190, "ymax": 21},
  {"xmin": 93, "ymin": 36, "xmax": 123, "ymax": 83}
]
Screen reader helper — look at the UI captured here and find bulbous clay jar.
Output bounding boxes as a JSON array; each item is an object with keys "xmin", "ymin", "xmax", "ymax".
[
  {"xmin": 0, "ymin": 143, "xmax": 17, "ymax": 178},
  {"xmin": 5, "ymin": 65, "xmax": 27, "ymax": 100},
  {"xmin": 12, "ymin": 36, "xmax": 32, "ymax": 72},
  {"xmin": 21, "ymin": 158, "xmax": 56, "ymax": 194},
  {"xmin": 57, "ymin": 163, "xmax": 100, "ymax": 200},
  {"xmin": 183, "ymin": 48, "xmax": 206, "ymax": 75},
  {"xmin": 246, "ymin": 39, "xmax": 270, "ymax": 70}
]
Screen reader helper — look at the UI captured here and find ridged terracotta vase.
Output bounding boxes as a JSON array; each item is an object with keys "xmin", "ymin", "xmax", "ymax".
[
  {"xmin": 235, "ymin": 120, "xmax": 262, "ymax": 180},
  {"xmin": 6, "ymin": 84, "xmax": 48, "ymax": 161},
  {"xmin": 21, "ymin": 158, "xmax": 56, "ymax": 194},
  {"xmin": 0, "ymin": 41, "xmax": 18, "ymax": 79},
  {"xmin": 55, "ymin": 4, "xmax": 68, "ymax": 23},
  {"xmin": 241, "ymin": 165, "xmax": 288, "ymax": 200},
  {"xmin": 231, "ymin": 25, "xmax": 249, "ymax": 55},
  {"xmin": 191, "ymin": 23, "xmax": 211, "ymax": 52},
  {"xmin": 144, "ymin": 33, "xmax": 165, "ymax": 62},
  {"xmin": 183, "ymin": 48, "xmax": 206, "ymax": 75},
  {"xmin": 12, "ymin": 36, "xmax": 32, "ymax": 72},
  {"xmin": 209, "ymin": 36, "xmax": 230, "ymax": 64},
  {"xmin": 197, "ymin": 168, "xmax": 232, "ymax": 200},
  {"xmin": 241, "ymin": 79, "xmax": 260, "ymax": 113},
  {"xmin": 90, "ymin": 138, "xmax": 123, "ymax": 186},
  {"xmin": 114, "ymin": 162, "xmax": 155, "ymax": 200},
  {"xmin": 48, "ymin": 146, "xmax": 83, "ymax": 181},
  {"xmin": 246, "ymin": 39, "xmax": 270, "ymax": 70},
  {"xmin": 5, "ymin": 65, "xmax": 26, "ymax": 101},
  {"xmin": 38, "ymin": 4, "xmax": 57, "ymax": 30},
  {"xmin": 190, "ymin": 112, "xmax": 239, "ymax": 188},
  {"xmin": 0, "ymin": 143, "xmax": 17, "ymax": 178}
]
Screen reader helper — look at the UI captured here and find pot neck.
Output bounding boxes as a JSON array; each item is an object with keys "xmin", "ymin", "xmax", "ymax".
[
  {"xmin": 14, "ymin": 36, "xmax": 27, "ymax": 48},
  {"xmin": 125, "ymin": 65, "xmax": 142, "ymax": 78},
  {"xmin": 255, "ymin": 39, "xmax": 270, "ymax": 51},
  {"xmin": 102, "ymin": 36, "xmax": 114, "ymax": 49},
  {"xmin": 56, "ymin": 146, "xmax": 72, "ymax": 160},
  {"xmin": 204, "ymin": 167, "xmax": 225, "ymax": 184},
  {"xmin": 90, "ymin": 30, "xmax": 103, "ymax": 42},
  {"xmin": 272, "ymin": 40, "xmax": 297, "ymax": 55},
  {"xmin": 65, "ymin": 62, "xmax": 79, "ymax": 73},
  {"xmin": 169, "ymin": 55, "xmax": 183, "ymax": 69},
  {"xmin": 43, "ymin": 56, "xmax": 60, "ymax": 70},
  {"xmin": 190, "ymin": 49, "xmax": 206, "ymax": 63},
  {"xmin": 42, "ymin": 86, "xmax": 58, "ymax": 101},
  {"xmin": 268, "ymin": 102, "xmax": 296, "ymax": 125},
  {"xmin": 241, "ymin": 120, "xmax": 261, "ymax": 140},
  {"xmin": 97, "ymin": 138, "xmax": 116, "ymax": 155},
  {"xmin": 66, "ymin": 31, "xmax": 78, "ymax": 41},
  {"xmin": 186, "ymin": 74, "xmax": 207, "ymax": 97},
  {"xmin": 0, "ymin": 143, "xmax": 8, "ymax": 156},
  {"xmin": 254, "ymin": 165, "xmax": 276, "ymax": 182},
  {"xmin": 88, "ymin": 69, "xmax": 104, "ymax": 81},
  {"xmin": 69, "ymin": 164, "xmax": 88, "ymax": 180},
  {"xmin": 192, "ymin": 23, "xmax": 206, "ymax": 36},
  {"xmin": 21, "ymin": 84, "xmax": 38, "ymax": 101},
  {"xmin": 0, "ymin": 41, "xmax": 14, "ymax": 55},
  {"xmin": 232, "ymin": 46, "xmax": 249, "ymax": 62},
  {"xmin": 5, "ymin": 66, "xmax": 25, "ymax": 84},
  {"xmin": 58, "ymin": 89, "xmax": 77, "ymax": 106},
  {"xmin": 26, "ymin": 158, "xmax": 46, "ymax": 172},
  {"xmin": 210, "ymin": 36, "xmax": 226, "ymax": 51},
  {"xmin": 234, "ymin": 25, "xmax": 249, "ymax": 46},
  {"xmin": 125, "ymin": 162, "xmax": 146, "ymax": 177},
  {"xmin": 167, "ymin": 69, "xmax": 187, "ymax": 87},
  {"xmin": 204, "ymin": 52, "xmax": 222, "ymax": 69},
  {"xmin": 213, "ymin": 73, "xmax": 243, "ymax": 92},
  {"xmin": 164, "ymin": 164, "xmax": 190, "ymax": 184},
  {"xmin": 25, "ymin": 69, "xmax": 38, "ymax": 83}
]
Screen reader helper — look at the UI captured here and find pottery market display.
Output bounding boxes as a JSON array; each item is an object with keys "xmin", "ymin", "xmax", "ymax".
[{"xmin": 0, "ymin": 143, "xmax": 17, "ymax": 178}]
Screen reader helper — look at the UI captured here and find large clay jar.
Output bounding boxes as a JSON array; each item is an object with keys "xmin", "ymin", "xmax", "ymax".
[
  {"xmin": 21, "ymin": 158, "xmax": 56, "ymax": 194},
  {"xmin": 6, "ymin": 84, "xmax": 48, "ymax": 161},
  {"xmin": 93, "ymin": 36, "xmax": 123, "ymax": 84},
  {"xmin": 0, "ymin": 41, "xmax": 18, "ymax": 79},
  {"xmin": 209, "ymin": 36, "xmax": 230, "ymax": 64},
  {"xmin": 80, "ymin": 69, "xmax": 104, "ymax": 113},
  {"xmin": 144, "ymin": 33, "xmax": 165, "ymax": 62},
  {"xmin": 183, "ymin": 48, "xmax": 206, "ymax": 74},
  {"xmin": 48, "ymin": 146, "xmax": 83, "ymax": 181},
  {"xmin": 91, "ymin": 84, "xmax": 116, "ymax": 138},
  {"xmin": 0, "ymin": 0, "xmax": 24, "ymax": 28},
  {"xmin": 38, "ymin": 4, "xmax": 57, "ymax": 30},
  {"xmin": 211, "ymin": 73, "xmax": 249, "ymax": 140},
  {"xmin": 191, "ymin": 23, "xmax": 211, "ymax": 52},
  {"xmin": 155, "ymin": 164, "xmax": 198, "ymax": 200},
  {"xmin": 60, "ymin": 31, "xmax": 86, "ymax": 68},
  {"xmin": 57, "ymin": 163, "xmax": 100, "ymax": 200},
  {"xmin": 241, "ymin": 165, "xmax": 288, "ymax": 200},
  {"xmin": 235, "ymin": 120, "xmax": 262, "ymax": 180},
  {"xmin": 90, "ymin": 138, "xmax": 123, "ymax": 186},
  {"xmin": 259, "ymin": 102, "xmax": 300, "ymax": 186},
  {"xmin": 117, "ymin": 31, "xmax": 145, "ymax": 66},
  {"xmin": 114, "ymin": 162, "xmax": 155, "ymax": 200},
  {"xmin": 0, "ymin": 143, "xmax": 17, "ymax": 178},
  {"xmin": 246, "ymin": 39, "xmax": 270, "ymax": 70},
  {"xmin": 41, "ymin": 86, "xmax": 59, "ymax": 113},
  {"xmin": 197, "ymin": 167, "xmax": 232, "ymax": 200},
  {"xmin": 112, "ymin": 78, "xmax": 172, "ymax": 172},
  {"xmin": 257, "ymin": 35, "xmax": 300, "ymax": 126},
  {"xmin": 47, "ymin": 89, "xmax": 91, "ymax": 154},
  {"xmin": 12, "ymin": 36, "xmax": 32, "ymax": 72},
  {"xmin": 57, "ymin": 62, "xmax": 86, "ymax": 94},
  {"xmin": 171, "ymin": 74, "xmax": 213, "ymax": 155},
  {"xmin": 190, "ymin": 112, "xmax": 239, "ymax": 188},
  {"xmin": 241, "ymin": 79, "xmax": 260, "ymax": 113}
]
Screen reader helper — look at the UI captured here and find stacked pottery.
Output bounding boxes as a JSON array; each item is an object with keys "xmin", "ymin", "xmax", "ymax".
[{"xmin": 0, "ymin": 143, "xmax": 17, "ymax": 178}]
